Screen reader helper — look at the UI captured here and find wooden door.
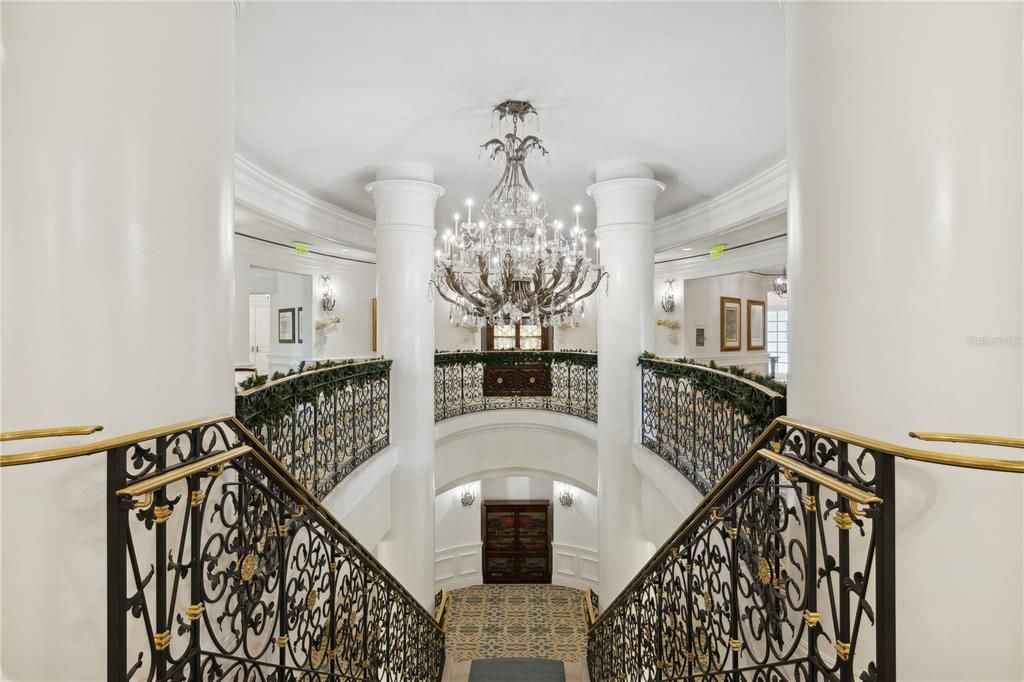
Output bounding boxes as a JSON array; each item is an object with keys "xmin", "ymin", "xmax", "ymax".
[{"xmin": 482, "ymin": 501, "xmax": 552, "ymax": 584}]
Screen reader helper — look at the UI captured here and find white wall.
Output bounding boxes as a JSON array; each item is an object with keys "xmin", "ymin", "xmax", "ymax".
[
  {"xmin": 0, "ymin": 4, "xmax": 235, "ymax": 680},
  {"xmin": 261, "ymin": 269, "xmax": 312, "ymax": 371},
  {"xmin": 234, "ymin": 233, "xmax": 377, "ymax": 368},
  {"xmin": 654, "ymin": 271, "xmax": 774, "ymax": 372},
  {"xmin": 435, "ymin": 411, "xmax": 599, "ymax": 494},
  {"xmin": 433, "ymin": 475, "xmax": 600, "ymax": 592}
]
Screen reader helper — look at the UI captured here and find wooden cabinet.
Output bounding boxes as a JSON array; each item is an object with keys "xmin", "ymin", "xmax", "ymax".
[{"xmin": 482, "ymin": 500, "xmax": 552, "ymax": 584}]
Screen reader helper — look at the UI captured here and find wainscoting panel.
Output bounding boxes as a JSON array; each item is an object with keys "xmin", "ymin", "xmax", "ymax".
[
  {"xmin": 434, "ymin": 541, "xmax": 483, "ymax": 591},
  {"xmin": 551, "ymin": 542, "xmax": 599, "ymax": 592}
]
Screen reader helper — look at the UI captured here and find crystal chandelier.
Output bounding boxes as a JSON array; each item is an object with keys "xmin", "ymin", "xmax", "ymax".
[{"xmin": 430, "ymin": 100, "xmax": 607, "ymax": 329}]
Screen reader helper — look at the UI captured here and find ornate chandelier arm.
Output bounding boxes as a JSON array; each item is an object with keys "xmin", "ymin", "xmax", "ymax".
[
  {"xmin": 444, "ymin": 268, "xmax": 492, "ymax": 311},
  {"xmin": 548, "ymin": 269, "xmax": 608, "ymax": 315}
]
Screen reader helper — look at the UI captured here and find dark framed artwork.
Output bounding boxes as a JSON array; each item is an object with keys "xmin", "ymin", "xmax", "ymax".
[
  {"xmin": 297, "ymin": 306, "xmax": 304, "ymax": 344},
  {"xmin": 278, "ymin": 308, "xmax": 296, "ymax": 344},
  {"xmin": 720, "ymin": 297, "xmax": 742, "ymax": 352},
  {"xmin": 747, "ymin": 299, "xmax": 766, "ymax": 351}
]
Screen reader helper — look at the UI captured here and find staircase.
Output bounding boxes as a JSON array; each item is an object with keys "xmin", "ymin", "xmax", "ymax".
[{"xmin": 3, "ymin": 355, "xmax": 1022, "ymax": 682}]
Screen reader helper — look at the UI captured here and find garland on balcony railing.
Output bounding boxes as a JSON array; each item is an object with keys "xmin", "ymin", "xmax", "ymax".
[
  {"xmin": 433, "ymin": 350, "xmax": 598, "ymax": 367},
  {"xmin": 236, "ymin": 358, "xmax": 392, "ymax": 428},
  {"xmin": 638, "ymin": 352, "xmax": 786, "ymax": 428}
]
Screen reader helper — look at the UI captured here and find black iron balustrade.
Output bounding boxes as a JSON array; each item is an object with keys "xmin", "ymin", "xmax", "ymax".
[
  {"xmin": 640, "ymin": 356, "xmax": 786, "ymax": 494},
  {"xmin": 108, "ymin": 416, "xmax": 445, "ymax": 682},
  {"xmin": 235, "ymin": 359, "xmax": 391, "ymax": 499},
  {"xmin": 589, "ymin": 418, "xmax": 896, "ymax": 682},
  {"xmin": 434, "ymin": 351, "xmax": 598, "ymax": 422}
]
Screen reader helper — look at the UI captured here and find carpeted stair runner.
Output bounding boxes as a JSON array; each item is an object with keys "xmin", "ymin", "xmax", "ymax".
[{"xmin": 468, "ymin": 658, "xmax": 565, "ymax": 681}]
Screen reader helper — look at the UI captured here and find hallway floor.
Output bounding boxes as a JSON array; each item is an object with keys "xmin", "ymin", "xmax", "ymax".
[{"xmin": 442, "ymin": 584, "xmax": 589, "ymax": 680}]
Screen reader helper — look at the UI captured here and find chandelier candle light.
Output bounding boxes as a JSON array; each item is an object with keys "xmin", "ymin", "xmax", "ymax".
[{"xmin": 431, "ymin": 100, "xmax": 607, "ymax": 328}]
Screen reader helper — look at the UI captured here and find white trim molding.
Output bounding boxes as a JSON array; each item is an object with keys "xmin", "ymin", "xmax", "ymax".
[
  {"xmin": 654, "ymin": 160, "xmax": 787, "ymax": 253},
  {"xmin": 434, "ymin": 541, "xmax": 483, "ymax": 591},
  {"xmin": 235, "ymin": 155, "xmax": 377, "ymax": 252},
  {"xmin": 655, "ymin": 233, "xmax": 787, "ymax": 281},
  {"xmin": 552, "ymin": 542, "xmax": 600, "ymax": 592}
]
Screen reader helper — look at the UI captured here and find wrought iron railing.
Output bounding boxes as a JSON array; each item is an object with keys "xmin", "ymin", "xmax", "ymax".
[
  {"xmin": 589, "ymin": 417, "xmax": 895, "ymax": 682},
  {"xmin": 434, "ymin": 351, "xmax": 597, "ymax": 422},
  {"xmin": 103, "ymin": 415, "xmax": 444, "ymax": 682},
  {"xmin": 640, "ymin": 356, "xmax": 786, "ymax": 494},
  {"xmin": 235, "ymin": 359, "xmax": 391, "ymax": 498}
]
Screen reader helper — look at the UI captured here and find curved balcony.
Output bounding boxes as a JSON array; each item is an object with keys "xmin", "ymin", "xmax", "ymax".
[
  {"xmin": 235, "ymin": 359, "xmax": 392, "ymax": 498},
  {"xmin": 434, "ymin": 351, "xmax": 598, "ymax": 423},
  {"xmin": 638, "ymin": 355, "xmax": 786, "ymax": 494}
]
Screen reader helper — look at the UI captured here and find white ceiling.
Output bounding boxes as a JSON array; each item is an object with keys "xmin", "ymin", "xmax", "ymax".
[{"xmin": 236, "ymin": 2, "xmax": 785, "ymax": 225}]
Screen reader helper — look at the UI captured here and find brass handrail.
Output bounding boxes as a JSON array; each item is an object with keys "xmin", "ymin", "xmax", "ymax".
[
  {"xmin": 909, "ymin": 431, "xmax": 1024, "ymax": 450},
  {"xmin": 0, "ymin": 414, "xmax": 234, "ymax": 468},
  {"xmin": 595, "ymin": 414, "xmax": 1024, "ymax": 630},
  {"xmin": 642, "ymin": 357, "xmax": 786, "ymax": 399},
  {"xmin": 777, "ymin": 416, "xmax": 1024, "ymax": 473},
  {"xmin": 758, "ymin": 449, "xmax": 883, "ymax": 506},
  {"xmin": 235, "ymin": 358, "xmax": 389, "ymax": 398},
  {"xmin": 0, "ymin": 425, "xmax": 104, "ymax": 442},
  {"xmin": 116, "ymin": 446, "xmax": 252, "ymax": 498}
]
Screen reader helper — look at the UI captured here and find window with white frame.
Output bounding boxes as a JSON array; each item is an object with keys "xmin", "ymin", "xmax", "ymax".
[{"xmin": 766, "ymin": 310, "xmax": 788, "ymax": 378}]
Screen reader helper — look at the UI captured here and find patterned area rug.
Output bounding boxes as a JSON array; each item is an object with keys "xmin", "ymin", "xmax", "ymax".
[{"xmin": 446, "ymin": 585, "xmax": 587, "ymax": 663}]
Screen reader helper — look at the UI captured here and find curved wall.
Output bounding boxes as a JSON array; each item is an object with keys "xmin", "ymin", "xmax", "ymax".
[{"xmin": 435, "ymin": 411, "xmax": 599, "ymax": 495}]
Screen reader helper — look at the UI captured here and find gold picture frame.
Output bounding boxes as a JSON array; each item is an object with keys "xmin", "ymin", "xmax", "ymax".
[
  {"xmin": 720, "ymin": 297, "xmax": 742, "ymax": 352},
  {"xmin": 747, "ymin": 299, "xmax": 766, "ymax": 351}
]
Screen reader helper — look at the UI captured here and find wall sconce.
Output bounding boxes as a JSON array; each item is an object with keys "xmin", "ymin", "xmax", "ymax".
[
  {"xmin": 558, "ymin": 484, "xmax": 574, "ymax": 508},
  {"xmin": 460, "ymin": 485, "xmax": 476, "ymax": 507},
  {"xmin": 320, "ymin": 275, "xmax": 336, "ymax": 313},
  {"xmin": 660, "ymin": 278, "xmax": 677, "ymax": 313}
]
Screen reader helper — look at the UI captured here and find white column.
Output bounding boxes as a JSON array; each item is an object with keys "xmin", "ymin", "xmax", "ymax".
[
  {"xmin": 0, "ymin": 3, "xmax": 235, "ymax": 680},
  {"xmin": 366, "ymin": 164, "xmax": 444, "ymax": 607},
  {"xmin": 588, "ymin": 164, "xmax": 664, "ymax": 601},
  {"xmin": 788, "ymin": 4, "xmax": 1023, "ymax": 680}
]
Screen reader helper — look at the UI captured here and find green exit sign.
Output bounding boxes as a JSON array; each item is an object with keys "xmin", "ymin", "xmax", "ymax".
[
  {"xmin": 293, "ymin": 241, "xmax": 311, "ymax": 255},
  {"xmin": 710, "ymin": 244, "xmax": 726, "ymax": 259}
]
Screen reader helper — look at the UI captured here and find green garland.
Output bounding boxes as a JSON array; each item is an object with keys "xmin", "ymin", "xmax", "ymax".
[
  {"xmin": 638, "ymin": 352, "xmax": 786, "ymax": 429},
  {"xmin": 235, "ymin": 358, "xmax": 392, "ymax": 429},
  {"xmin": 433, "ymin": 349, "xmax": 598, "ymax": 367}
]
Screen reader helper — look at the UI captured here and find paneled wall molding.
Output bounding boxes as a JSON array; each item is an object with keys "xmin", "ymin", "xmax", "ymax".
[
  {"xmin": 434, "ymin": 541, "xmax": 483, "ymax": 591},
  {"xmin": 235, "ymin": 155, "xmax": 377, "ymax": 252},
  {"xmin": 654, "ymin": 160, "xmax": 787, "ymax": 253},
  {"xmin": 552, "ymin": 542, "xmax": 600, "ymax": 592},
  {"xmin": 654, "ymin": 234, "xmax": 787, "ymax": 280}
]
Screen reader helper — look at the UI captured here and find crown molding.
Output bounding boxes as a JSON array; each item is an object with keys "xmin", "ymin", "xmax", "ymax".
[
  {"xmin": 655, "ymin": 234, "xmax": 787, "ymax": 280},
  {"xmin": 235, "ymin": 155, "xmax": 377, "ymax": 252},
  {"xmin": 655, "ymin": 160, "xmax": 787, "ymax": 252}
]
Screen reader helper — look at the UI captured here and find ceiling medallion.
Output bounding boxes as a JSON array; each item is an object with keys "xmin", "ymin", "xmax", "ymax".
[{"xmin": 430, "ymin": 100, "xmax": 607, "ymax": 329}]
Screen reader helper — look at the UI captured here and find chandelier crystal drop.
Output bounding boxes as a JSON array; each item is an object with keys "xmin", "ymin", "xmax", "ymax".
[{"xmin": 430, "ymin": 100, "xmax": 607, "ymax": 329}]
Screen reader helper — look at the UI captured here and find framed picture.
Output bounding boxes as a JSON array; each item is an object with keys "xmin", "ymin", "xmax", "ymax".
[
  {"xmin": 297, "ymin": 307, "xmax": 303, "ymax": 344},
  {"xmin": 747, "ymin": 300, "xmax": 766, "ymax": 350},
  {"xmin": 278, "ymin": 308, "xmax": 295, "ymax": 344},
  {"xmin": 720, "ymin": 297, "xmax": 742, "ymax": 352},
  {"xmin": 696, "ymin": 327, "xmax": 705, "ymax": 348}
]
